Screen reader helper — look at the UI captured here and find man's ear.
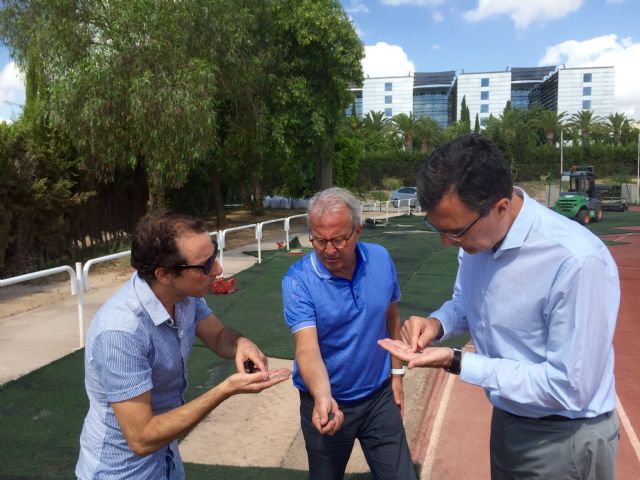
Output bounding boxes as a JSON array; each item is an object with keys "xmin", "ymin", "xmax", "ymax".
[
  {"xmin": 495, "ymin": 197, "xmax": 510, "ymax": 216},
  {"xmin": 154, "ymin": 267, "xmax": 174, "ymax": 285}
]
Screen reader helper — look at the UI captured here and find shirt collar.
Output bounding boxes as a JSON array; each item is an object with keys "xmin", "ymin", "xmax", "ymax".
[
  {"xmin": 132, "ymin": 272, "xmax": 173, "ymax": 326},
  {"xmin": 309, "ymin": 242, "xmax": 367, "ymax": 279},
  {"xmin": 493, "ymin": 187, "xmax": 535, "ymax": 257}
]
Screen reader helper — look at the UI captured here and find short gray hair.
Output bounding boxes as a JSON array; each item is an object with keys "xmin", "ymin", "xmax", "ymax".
[{"xmin": 307, "ymin": 187, "xmax": 362, "ymax": 228}]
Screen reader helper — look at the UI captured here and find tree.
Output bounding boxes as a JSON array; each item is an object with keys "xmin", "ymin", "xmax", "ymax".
[
  {"xmin": 460, "ymin": 95, "xmax": 471, "ymax": 130},
  {"xmin": 605, "ymin": 112, "xmax": 631, "ymax": 146},
  {"xmin": 474, "ymin": 113, "xmax": 480, "ymax": 134},
  {"xmin": 391, "ymin": 112, "xmax": 419, "ymax": 151},
  {"xmin": 569, "ymin": 110, "xmax": 603, "ymax": 146},
  {"xmin": 531, "ymin": 109, "xmax": 567, "ymax": 145},
  {"xmin": 415, "ymin": 116, "xmax": 443, "ymax": 153}
]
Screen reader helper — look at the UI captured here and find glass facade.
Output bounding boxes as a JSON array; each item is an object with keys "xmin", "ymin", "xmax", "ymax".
[
  {"xmin": 385, "ymin": 95, "xmax": 392, "ymax": 104},
  {"xmin": 480, "ymin": 104, "xmax": 489, "ymax": 113},
  {"xmin": 385, "ymin": 107, "xmax": 393, "ymax": 117},
  {"xmin": 413, "ymin": 88, "xmax": 451, "ymax": 128},
  {"xmin": 583, "ymin": 100, "xmax": 591, "ymax": 110},
  {"xmin": 385, "ymin": 82, "xmax": 393, "ymax": 91},
  {"xmin": 345, "ymin": 90, "xmax": 363, "ymax": 117},
  {"xmin": 583, "ymin": 73, "xmax": 592, "ymax": 82},
  {"xmin": 481, "ymin": 78, "xmax": 490, "ymax": 87},
  {"xmin": 481, "ymin": 91, "xmax": 489, "ymax": 100},
  {"xmin": 583, "ymin": 86, "xmax": 591, "ymax": 96}
]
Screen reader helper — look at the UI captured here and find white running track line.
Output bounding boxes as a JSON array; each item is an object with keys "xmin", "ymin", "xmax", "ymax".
[
  {"xmin": 617, "ymin": 396, "xmax": 640, "ymax": 463},
  {"xmin": 420, "ymin": 371, "xmax": 457, "ymax": 480}
]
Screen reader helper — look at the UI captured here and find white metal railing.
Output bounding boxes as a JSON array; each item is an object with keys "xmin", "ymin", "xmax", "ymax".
[
  {"xmin": 217, "ymin": 224, "xmax": 257, "ymax": 270},
  {"xmin": 1, "ymin": 206, "xmax": 414, "ymax": 356}
]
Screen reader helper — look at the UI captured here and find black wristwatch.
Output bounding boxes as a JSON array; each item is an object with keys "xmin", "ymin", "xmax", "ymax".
[{"xmin": 445, "ymin": 348, "xmax": 462, "ymax": 375}]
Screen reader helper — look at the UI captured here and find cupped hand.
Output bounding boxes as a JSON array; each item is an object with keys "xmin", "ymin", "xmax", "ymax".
[
  {"xmin": 226, "ymin": 368, "xmax": 291, "ymax": 395},
  {"xmin": 312, "ymin": 396, "xmax": 344, "ymax": 435},
  {"xmin": 378, "ymin": 339, "xmax": 453, "ymax": 369},
  {"xmin": 234, "ymin": 337, "xmax": 269, "ymax": 378}
]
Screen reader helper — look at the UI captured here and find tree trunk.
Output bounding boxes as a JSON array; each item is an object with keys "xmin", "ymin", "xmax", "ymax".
[
  {"xmin": 210, "ymin": 167, "xmax": 227, "ymax": 229},
  {"xmin": 315, "ymin": 139, "xmax": 333, "ymax": 191},
  {"xmin": 146, "ymin": 167, "xmax": 165, "ymax": 212}
]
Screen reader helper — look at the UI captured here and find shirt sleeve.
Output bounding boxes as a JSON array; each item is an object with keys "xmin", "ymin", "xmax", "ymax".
[
  {"xmin": 195, "ymin": 297, "xmax": 213, "ymax": 322},
  {"xmin": 460, "ymin": 254, "xmax": 619, "ymax": 412},
  {"xmin": 388, "ymin": 251, "xmax": 401, "ymax": 303},
  {"xmin": 431, "ymin": 248, "xmax": 469, "ymax": 338},
  {"xmin": 92, "ymin": 330, "xmax": 153, "ymax": 403},
  {"xmin": 282, "ymin": 274, "xmax": 317, "ymax": 334}
]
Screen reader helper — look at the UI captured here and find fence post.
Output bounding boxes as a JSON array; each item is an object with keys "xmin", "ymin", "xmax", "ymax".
[{"xmin": 75, "ymin": 262, "xmax": 85, "ymax": 349}]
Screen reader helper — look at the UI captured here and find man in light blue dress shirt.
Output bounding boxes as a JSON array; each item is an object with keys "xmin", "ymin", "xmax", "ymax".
[
  {"xmin": 379, "ymin": 134, "xmax": 620, "ymax": 479},
  {"xmin": 75, "ymin": 213, "xmax": 290, "ymax": 479}
]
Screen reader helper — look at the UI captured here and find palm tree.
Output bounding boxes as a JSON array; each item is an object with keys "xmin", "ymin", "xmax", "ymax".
[
  {"xmin": 414, "ymin": 116, "xmax": 442, "ymax": 153},
  {"xmin": 531, "ymin": 109, "xmax": 567, "ymax": 145},
  {"xmin": 605, "ymin": 112, "xmax": 631, "ymax": 145},
  {"xmin": 569, "ymin": 110, "xmax": 603, "ymax": 146},
  {"xmin": 362, "ymin": 110, "xmax": 391, "ymax": 133},
  {"xmin": 391, "ymin": 112, "xmax": 420, "ymax": 151}
]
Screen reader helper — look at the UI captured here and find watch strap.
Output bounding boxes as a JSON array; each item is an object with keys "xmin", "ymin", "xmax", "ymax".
[
  {"xmin": 445, "ymin": 348, "xmax": 462, "ymax": 375},
  {"xmin": 391, "ymin": 366, "xmax": 407, "ymax": 376}
]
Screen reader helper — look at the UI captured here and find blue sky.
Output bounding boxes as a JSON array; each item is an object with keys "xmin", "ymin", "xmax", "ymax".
[
  {"xmin": 342, "ymin": 0, "xmax": 640, "ymax": 117},
  {"xmin": 1, "ymin": 0, "xmax": 639, "ymax": 121}
]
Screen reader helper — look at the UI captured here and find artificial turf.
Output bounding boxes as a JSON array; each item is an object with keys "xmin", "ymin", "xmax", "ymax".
[{"xmin": 1, "ymin": 209, "xmax": 638, "ymax": 478}]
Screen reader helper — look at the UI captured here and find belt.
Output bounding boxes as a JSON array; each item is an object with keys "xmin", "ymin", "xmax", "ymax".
[{"xmin": 505, "ymin": 409, "xmax": 612, "ymax": 422}]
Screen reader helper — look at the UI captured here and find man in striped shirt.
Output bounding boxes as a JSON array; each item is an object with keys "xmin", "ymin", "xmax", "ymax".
[{"xmin": 76, "ymin": 213, "xmax": 290, "ymax": 479}]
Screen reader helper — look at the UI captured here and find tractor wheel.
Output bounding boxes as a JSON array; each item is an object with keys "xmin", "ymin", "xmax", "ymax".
[
  {"xmin": 577, "ymin": 208, "xmax": 590, "ymax": 225},
  {"xmin": 594, "ymin": 206, "xmax": 603, "ymax": 223}
]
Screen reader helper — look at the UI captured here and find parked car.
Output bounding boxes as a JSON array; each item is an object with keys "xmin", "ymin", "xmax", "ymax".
[{"xmin": 390, "ymin": 186, "xmax": 418, "ymax": 207}]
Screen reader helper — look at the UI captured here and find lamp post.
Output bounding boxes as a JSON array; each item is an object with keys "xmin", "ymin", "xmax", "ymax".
[{"xmin": 636, "ymin": 131, "xmax": 639, "ymax": 205}]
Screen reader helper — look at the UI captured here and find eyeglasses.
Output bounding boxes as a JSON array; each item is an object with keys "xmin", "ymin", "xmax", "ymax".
[
  {"xmin": 175, "ymin": 244, "xmax": 218, "ymax": 275},
  {"xmin": 309, "ymin": 227, "xmax": 356, "ymax": 251},
  {"xmin": 423, "ymin": 214, "xmax": 483, "ymax": 240}
]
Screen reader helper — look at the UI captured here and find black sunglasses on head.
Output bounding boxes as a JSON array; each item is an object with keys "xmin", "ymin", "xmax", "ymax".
[{"xmin": 175, "ymin": 243, "xmax": 218, "ymax": 275}]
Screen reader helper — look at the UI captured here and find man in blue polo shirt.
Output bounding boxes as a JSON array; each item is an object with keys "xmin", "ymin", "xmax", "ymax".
[{"xmin": 282, "ymin": 187, "xmax": 416, "ymax": 480}]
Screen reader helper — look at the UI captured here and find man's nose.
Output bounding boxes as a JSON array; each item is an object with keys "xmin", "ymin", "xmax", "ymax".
[
  {"xmin": 209, "ymin": 259, "xmax": 223, "ymax": 278},
  {"xmin": 440, "ymin": 234, "xmax": 460, "ymax": 247},
  {"xmin": 324, "ymin": 241, "xmax": 338, "ymax": 255}
]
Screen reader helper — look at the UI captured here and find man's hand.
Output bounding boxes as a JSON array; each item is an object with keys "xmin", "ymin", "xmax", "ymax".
[
  {"xmin": 378, "ymin": 339, "xmax": 454, "ymax": 370},
  {"xmin": 234, "ymin": 337, "xmax": 269, "ymax": 379},
  {"xmin": 224, "ymin": 368, "xmax": 291, "ymax": 396},
  {"xmin": 312, "ymin": 395, "xmax": 344, "ymax": 435},
  {"xmin": 391, "ymin": 376, "xmax": 405, "ymax": 417},
  {"xmin": 400, "ymin": 316, "xmax": 443, "ymax": 352}
]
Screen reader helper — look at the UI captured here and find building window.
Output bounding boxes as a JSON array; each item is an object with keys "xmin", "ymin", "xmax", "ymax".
[
  {"xmin": 385, "ymin": 95, "xmax": 392, "ymax": 104},
  {"xmin": 480, "ymin": 104, "xmax": 489, "ymax": 113},
  {"xmin": 583, "ymin": 73, "xmax": 592, "ymax": 83},
  {"xmin": 583, "ymin": 86, "xmax": 591, "ymax": 96},
  {"xmin": 385, "ymin": 108, "xmax": 393, "ymax": 117},
  {"xmin": 385, "ymin": 82, "xmax": 392, "ymax": 92},
  {"xmin": 481, "ymin": 91, "xmax": 489, "ymax": 100},
  {"xmin": 481, "ymin": 78, "xmax": 489, "ymax": 87},
  {"xmin": 582, "ymin": 100, "xmax": 591, "ymax": 110}
]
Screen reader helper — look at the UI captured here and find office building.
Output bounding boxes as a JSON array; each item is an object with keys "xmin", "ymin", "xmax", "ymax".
[{"xmin": 347, "ymin": 65, "xmax": 615, "ymax": 128}]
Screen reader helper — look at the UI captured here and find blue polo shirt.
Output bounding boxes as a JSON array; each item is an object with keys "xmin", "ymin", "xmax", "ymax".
[
  {"xmin": 282, "ymin": 242, "xmax": 400, "ymax": 402},
  {"xmin": 76, "ymin": 272, "xmax": 212, "ymax": 479}
]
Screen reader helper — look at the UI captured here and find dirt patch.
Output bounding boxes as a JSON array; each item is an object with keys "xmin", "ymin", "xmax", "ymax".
[{"xmin": 0, "ymin": 209, "xmax": 307, "ymax": 321}]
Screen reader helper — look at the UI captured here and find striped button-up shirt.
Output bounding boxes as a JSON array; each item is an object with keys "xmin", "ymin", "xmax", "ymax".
[{"xmin": 76, "ymin": 273, "xmax": 211, "ymax": 479}]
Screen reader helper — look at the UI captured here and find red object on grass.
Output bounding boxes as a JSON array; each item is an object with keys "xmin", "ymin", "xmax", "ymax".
[{"xmin": 212, "ymin": 277, "xmax": 237, "ymax": 294}]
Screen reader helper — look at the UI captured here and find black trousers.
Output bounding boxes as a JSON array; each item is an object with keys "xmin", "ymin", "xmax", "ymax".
[{"xmin": 299, "ymin": 380, "xmax": 417, "ymax": 480}]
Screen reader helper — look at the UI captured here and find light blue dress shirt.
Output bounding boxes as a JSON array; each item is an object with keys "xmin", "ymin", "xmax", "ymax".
[
  {"xmin": 76, "ymin": 272, "xmax": 212, "ymax": 479},
  {"xmin": 434, "ymin": 189, "xmax": 619, "ymax": 419}
]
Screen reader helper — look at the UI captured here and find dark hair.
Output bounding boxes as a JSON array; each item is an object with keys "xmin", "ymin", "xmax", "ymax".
[
  {"xmin": 417, "ymin": 134, "xmax": 513, "ymax": 215},
  {"xmin": 130, "ymin": 212, "xmax": 208, "ymax": 284}
]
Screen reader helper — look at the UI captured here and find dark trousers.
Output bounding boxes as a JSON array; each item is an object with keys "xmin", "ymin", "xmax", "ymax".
[
  {"xmin": 300, "ymin": 380, "xmax": 417, "ymax": 480},
  {"xmin": 490, "ymin": 407, "xmax": 619, "ymax": 480}
]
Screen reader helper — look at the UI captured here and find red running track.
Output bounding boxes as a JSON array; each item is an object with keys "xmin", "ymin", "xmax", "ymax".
[{"xmin": 413, "ymin": 230, "xmax": 640, "ymax": 479}]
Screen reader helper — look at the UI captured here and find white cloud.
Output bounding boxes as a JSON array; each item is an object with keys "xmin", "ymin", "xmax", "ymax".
[
  {"xmin": 362, "ymin": 42, "xmax": 415, "ymax": 77},
  {"xmin": 381, "ymin": 0, "xmax": 444, "ymax": 6},
  {"xmin": 431, "ymin": 44, "xmax": 441, "ymax": 50},
  {"xmin": 464, "ymin": 0, "xmax": 583, "ymax": 29},
  {"xmin": 344, "ymin": 0, "xmax": 369, "ymax": 14},
  {"xmin": 539, "ymin": 34, "xmax": 640, "ymax": 117},
  {"xmin": 432, "ymin": 11, "xmax": 445, "ymax": 22},
  {"xmin": 0, "ymin": 61, "xmax": 25, "ymax": 121}
]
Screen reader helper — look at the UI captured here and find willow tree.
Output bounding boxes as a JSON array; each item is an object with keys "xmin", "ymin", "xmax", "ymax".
[{"xmin": 1, "ymin": 0, "xmax": 221, "ymax": 210}]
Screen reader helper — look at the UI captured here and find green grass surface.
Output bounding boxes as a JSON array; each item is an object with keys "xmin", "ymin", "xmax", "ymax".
[{"xmin": 3, "ymin": 210, "xmax": 638, "ymax": 478}]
